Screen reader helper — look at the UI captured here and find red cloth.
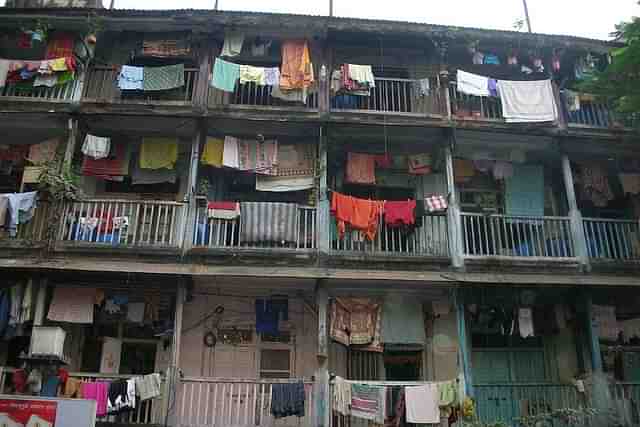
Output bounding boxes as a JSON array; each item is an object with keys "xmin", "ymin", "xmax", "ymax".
[
  {"xmin": 384, "ymin": 200, "xmax": 416, "ymax": 227},
  {"xmin": 331, "ymin": 191, "xmax": 383, "ymax": 241},
  {"xmin": 82, "ymin": 143, "xmax": 127, "ymax": 179},
  {"xmin": 12, "ymin": 369, "xmax": 27, "ymax": 393},
  {"xmin": 374, "ymin": 153, "xmax": 392, "ymax": 168},
  {"xmin": 207, "ymin": 201, "xmax": 237, "ymax": 210},
  {"xmin": 346, "ymin": 152, "xmax": 376, "ymax": 185},
  {"xmin": 45, "ymin": 33, "xmax": 75, "ymax": 59},
  {"xmin": 0, "ymin": 145, "xmax": 28, "ymax": 162},
  {"xmin": 58, "ymin": 368, "xmax": 69, "ymax": 385}
]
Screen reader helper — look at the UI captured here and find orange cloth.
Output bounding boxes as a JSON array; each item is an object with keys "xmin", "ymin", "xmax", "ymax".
[
  {"xmin": 331, "ymin": 192, "xmax": 384, "ymax": 241},
  {"xmin": 45, "ymin": 33, "xmax": 75, "ymax": 59},
  {"xmin": 346, "ymin": 152, "xmax": 376, "ymax": 185},
  {"xmin": 279, "ymin": 40, "xmax": 314, "ymax": 90},
  {"xmin": 454, "ymin": 159, "xmax": 475, "ymax": 183}
]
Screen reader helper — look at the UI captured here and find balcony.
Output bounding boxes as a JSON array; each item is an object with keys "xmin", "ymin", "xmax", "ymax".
[
  {"xmin": 562, "ymin": 93, "xmax": 637, "ymax": 130},
  {"xmin": 0, "ymin": 199, "xmax": 50, "ymax": 248},
  {"xmin": 449, "ymin": 81, "xmax": 504, "ymax": 122},
  {"xmin": 56, "ymin": 199, "xmax": 187, "ymax": 252},
  {"xmin": 461, "ymin": 213, "xmax": 577, "ymax": 261},
  {"xmin": 330, "ymin": 214, "xmax": 449, "ymax": 260},
  {"xmin": 192, "ymin": 203, "xmax": 317, "ymax": 255},
  {"xmin": 331, "ymin": 76, "xmax": 447, "ymax": 117},
  {"xmin": 583, "ymin": 218, "xmax": 640, "ymax": 263},
  {"xmin": 0, "ymin": 78, "xmax": 82, "ymax": 104},
  {"xmin": 176, "ymin": 377, "xmax": 314, "ymax": 427},
  {"xmin": 209, "ymin": 81, "xmax": 319, "ymax": 111},
  {"xmin": 82, "ymin": 65, "xmax": 200, "ymax": 107}
]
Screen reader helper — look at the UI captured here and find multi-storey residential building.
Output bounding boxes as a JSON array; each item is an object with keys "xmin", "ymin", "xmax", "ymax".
[{"xmin": 0, "ymin": 3, "xmax": 638, "ymax": 427}]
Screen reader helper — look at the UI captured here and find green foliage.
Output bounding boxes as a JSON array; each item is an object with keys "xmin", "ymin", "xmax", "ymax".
[
  {"xmin": 37, "ymin": 160, "xmax": 83, "ymax": 203},
  {"xmin": 516, "ymin": 407, "xmax": 598, "ymax": 427}
]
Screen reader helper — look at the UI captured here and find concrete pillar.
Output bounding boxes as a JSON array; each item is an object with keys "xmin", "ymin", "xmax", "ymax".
[
  {"xmin": 315, "ymin": 281, "xmax": 330, "ymax": 427},
  {"xmin": 561, "ymin": 153, "xmax": 590, "ymax": 271},
  {"xmin": 444, "ymin": 143, "xmax": 464, "ymax": 269}
]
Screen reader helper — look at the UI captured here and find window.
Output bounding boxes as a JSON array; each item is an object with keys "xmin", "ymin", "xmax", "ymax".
[{"xmin": 259, "ymin": 349, "xmax": 291, "ymax": 379}]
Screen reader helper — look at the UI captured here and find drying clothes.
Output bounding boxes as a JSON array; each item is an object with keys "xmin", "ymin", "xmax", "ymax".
[
  {"xmin": 331, "ymin": 192, "xmax": 384, "ymax": 241},
  {"xmin": 578, "ymin": 163, "xmax": 614, "ymax": 207},
  {"xmin": 346, "ymin": 64, "xmax": 375, "ymax": 87},
  {"xmin": 413, "ymin": 78, "xmax": 430, "ymax": 97},
  {"xmin": 333, "ymin": 377, "xmax": 352, "ymax": 416},
  {"xmin": 381, "ymin": 295, "xmax": 426, "ymax": 345},
  {"xmin": 4, "ymin": 191, "xmax": 37, "ymax": 236},
  {"xmin": 0, "ymin": 59, "xmax": 11, "ymax": 88},
  {"xmin": 351, "ymin": 384, "xmax": 386, "ymax": 423},
  {"xmin": 201, "ymin": 137, "xmax": 224, "ymax": 167},
  {"xmin": 222, "ymin": 136, "xmax": 240, "ymax": 168},
  {"xmin": 565, "ymin": 90, "xmax": 581, "ymax": 111},
  {"xmin": 240, "ymin": 202, "xmax": 299, "ymax": 243},
  {"xmin": 497, "ymin": 79, "xmax": 558, "ymax": 123},
  {"xmin": 256, "ymin": 175, "xmax": 314, "ymax": 192},
  {"xmin": 27, "ymin": 369, "xmax": 42, "ymax": 395},
  {"xmin": 220, "ymin": 31, "xmax": 245, "ymax": 57},
  {"xmin": 211, "ymin": 57, "xmax": 240, "ymax": 92},
  {"xmin": 143, "ymin": 63, "xmax": 184, "ymax": 91},
  {"xmin": 45, "ymin": 33, "xmax": 74, "ymax": 59},
  {"xmin": 518, "ymin": 308, "xmax": 534, "ymax": 338},
  {"xmin": 239, "ymin": 64, "xmax": 266, "ymax": 85},
  {"xmin": 107, "ymin": 380, "xmax": 133, "ymax": 414},
  {"xmin": 271, "ymin": 382, "xmax": 305, "ymax": 418},
  {"xmin": 81, "ymin": 381, "xmax": 109, "ymax": 417},
  {"xmin": 47, "ymin": 286, "xmax": 97, "ymax": 324},
  {"xmin": 131, "ymin": 160, "xmax": 177, "ymax": 185},
  {"xmin": 408, "ymin": 153, "xmax": 432, "ymax": 175},
  {"xmin": 384, "ymin": 200, "xmax": 416, "ymax": 227},
  {"xmin": 472, "ymin": 51, "xmax": 485, "ymax": 65},
  {"xmin": 8, "ymin": 285, "xmax": 22, "ymax": 326},
  {"xmin": 405, "ymin": 384, "xmax": 440, "ymax": 424},
  {"xmin": 135, "ymin": 374, "xmax": 162, "ymax": 401},
  {"xmin": 438, "ymin": 380, "xmax": 457, "ymax": 407},
  {"xmin": 142, "ymin": 39, "xmax": 191, "ymax": 57},
  {"xmin": 425, "ymin": 195, "xmax": 448, "ymax": 212},
  {"xmin": 264, "ymin": 67, "xmax": 280, "ymax": 86},
  {"xmin": 118, "ymin": 65, "xmax": 144, "ymax": 91},
  {"xmin": 505, "ymin": 165, "xmax": 544, "ymax": 217},
  {"xmin": 127, "ymin": 302, "xmax": 145, "ymax": 323},
  {"xmin": 273, "ymin": 143, "xmax": 315, "ymax": 177},
  {"xmin": 33, "ymin": 73, "xmax": 58, "ymax": 87},
  {"xmin": 492, "ymin": 161, "xmax": 514, "ymax": 180},
  {"xmin": 456, "ymin": 70, "xmax": 490, "ymax": 97},
  {"xmin": 63, "ymin": 377, "xmax": 82, "ymax": 398},
  {"xmin": 12, "ymin": 369, "xmax": 27, "ymax": 393},
  {"xmin": 237, "ymin": 139, "xmax": 278, "ymax": 175},
  {"xmin": 619, "ymin": 173, "xmax": 640, "ymax": 195},
  {"xmin": 207, "ymin": 201, "xmax": 240, "ymax": 220},
  {"xmin": 40, "ymin": 376, "xmax": 60, "ymax": 397},
  {"xmin": 28, "ymin": 139, "xmax": 59, "ymax": 164},
  {"xmin": 255, "ymin": 298, "xmax": 288, "ymax": 335},
  {"xmin": 338, "ymin": 298, "xmax": 380, "ymax": 346},
  {"xmin": 484, "ymin": 54, "xmax": 500, "ymax": 65},
  {"xmin": 140, "ymin": 138, "xmax": 178, "ymax": 170},
  {"xmin": 346, "ymin": 152, "xmax": 376, "ymax": 185},
  {"xmin": 593, "ymin": 305, "xmax": 619, "ymax": 341},
  {"xmin": 621, "ymin": 318, "xmax": 640, "ymax": 342},
  {"xmin": 488, "ymin": 78, "xmax": 498, "ymax": 97},
  {"xmin": 81, "ymin": 134, "xmax": 111, "ymax": 160},
  {"xmin": 0, "ymin": 197, "xmax": 7, "ymax": 229},
  {"xmin": 280, "ymin": 40, "xmax": 314, "ymax": 90},
  {"xmin": 453, "ymin": 159, "xmax": 475, "ymax": 183}
]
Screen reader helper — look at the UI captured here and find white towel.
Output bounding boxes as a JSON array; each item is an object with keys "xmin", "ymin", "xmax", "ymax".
[
  {"xmin": 82, "ymin": 134, "xmax": 111, "ymax": 160},
  {"xmin": 405, "ymin": 384, "xmax": 440, "ymax": 424},
  {"xmin": 220, "ymin": 31, "xmax": 244, "ymax": 57},
  {"xmin": 222, "ymin": 136, "xmax": 239, "ymax": 168},
  {"xmin": 135, "ymin": 373, "xmax": 162, "ymax": 401},
  {"xmin": 497, "ymin": 79, "xmax": 558, "ymax": 123},
  {"xmin": 518, "ymin": 308, "xmax": 534, "ymax": 338},
  {"xmin": 256, "ymin": 175, "xmax": 314, "ymax": 192},
  {"xmin": 0, "ymin": 59, "xmax": 10, "ymax": 88},
  {"xmin": 347, "ymin": 64, "xmax": 376, "ymax": 87},
  {"xmin": 456, "ymin": 70, "xmax": 489, "ymax": 97}
]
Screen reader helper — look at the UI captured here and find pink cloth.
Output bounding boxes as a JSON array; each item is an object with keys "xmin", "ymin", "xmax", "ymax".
[{"xmin": 81, "ymin": 381, "xmax": 109, "ymax": 417}]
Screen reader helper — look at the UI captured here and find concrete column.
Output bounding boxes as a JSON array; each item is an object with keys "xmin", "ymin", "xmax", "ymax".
[
  {"xmin": 315, "ymin": 281, "xmax": 330, "ymax": 427},
  {"xmin": 561, "ymin": 153, "xmax": 590, "ymax": 271},
  {"xmin": 182, "ymin": 130, "xmax": 202, "ymax": 254},
  {"xmin": 317, "ymin": 126, "xmax": 330, "ymax": 254},
  {"xmin": 444, "ymin": 144, "xmax": 464, "ymax": 269},
  {"xmin": 165, "ymin": 279, "xmax": 186, "ymax": 426},
  {"xmin": 455, "ymin": 290, "xmax": 473, "ymax": 398}
]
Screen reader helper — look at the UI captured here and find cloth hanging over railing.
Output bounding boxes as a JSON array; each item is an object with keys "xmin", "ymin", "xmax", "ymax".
[{"xmin": 240, "ymin": 202, "xmax": 299, "ymax": 243}]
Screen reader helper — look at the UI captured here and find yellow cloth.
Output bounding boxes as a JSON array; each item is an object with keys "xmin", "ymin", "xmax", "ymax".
[
  {"xmin": 63, "ymin": 377, "xmax": 82, "ymax": 398},
  {"xmin": 50, "ymin": 57, "xmax": 67, "ymax": 72},
  {"xmin": 239, "ymin": 65, "xmax": 266, "ymax": 85},
  {"xmin": 140, "ymin": 138, "xmax": 178, "ymax": 170},
  {"xmin": 201, "ymin": 137, "xmax": 224, "ymax": 167}
]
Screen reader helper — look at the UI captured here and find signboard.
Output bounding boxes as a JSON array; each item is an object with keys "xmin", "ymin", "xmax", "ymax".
[{"xmin": 0, "ymin": 399, "xmax": 57, "ymax": 427}]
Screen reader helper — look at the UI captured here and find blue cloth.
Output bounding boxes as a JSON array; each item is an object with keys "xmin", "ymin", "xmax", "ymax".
[
  {"xmin": 484, "ymin": 54, "xmax": 501, "ymax": 65},
  {"xmin": 40, "ymin": 376, "xmax": 60, "ymax": 397},
  {"xmin": 194, "ymin": 223, "xmax": 210, "ymax": 245},
  {"xmin": 4, "ymin": 191, "xmax": 37, "ymax": 237},
  {"xmin": 0, "ymin": 290, "xmax": 10, "ymax": 338},
  {"xmin": 211, "ymin": 57, "xmax": 240, "ymax": 92},
  {"xmin": 488, "ymin": 79, "xmax": 498, "ymax": 97},
  {"xmin": 332, "ymin": 94, "xmax": 359, "ymax": 109},
  {"xmin": 505, "ymin": 165, "xmax": 545, "ymax": 217},
  {"xmin": 255, "ymin": 298, "xmax": 288, "ymax": 335},
  {"xmin": 118, "ymin": 65, "xmax": 144, "ymax": 90}
]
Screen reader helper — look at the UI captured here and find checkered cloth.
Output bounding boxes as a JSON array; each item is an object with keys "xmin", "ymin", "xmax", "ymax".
[{"xmin": 425, "ymin": 195, "xmax": 448, "ymax": 212}]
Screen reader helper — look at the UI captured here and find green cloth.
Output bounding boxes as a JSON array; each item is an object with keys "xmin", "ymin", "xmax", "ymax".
[
  {"xmin": 211, "ymin": 57, "xmax": 240, "ymax": 92},
  {"xmin": 438, "ymin": 380, "xmax": 457, "ymax": 407},
  {"xmin": 143, "ymin": 63, "xmax": 185, "ymax": 91},
  {"xmin": 380, "ymin": 295, "xmax": 426, "ymax": 345},
  {"xmin": 505, "ymin": 164, "xmax": 544, "ymax": 217},
  {"xmin": 56, "ymin": 71, "xmax": 75, "ymax": 86}
]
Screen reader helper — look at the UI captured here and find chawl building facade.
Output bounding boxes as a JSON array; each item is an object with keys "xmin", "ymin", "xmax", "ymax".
[{"xmin": 0, "ymin": 4, "xmax": 638, "ymax": 427}]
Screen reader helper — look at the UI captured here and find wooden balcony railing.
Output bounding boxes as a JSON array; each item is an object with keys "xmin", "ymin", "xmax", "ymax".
[
  {"xmin": 177, "ymin": 377, "xmax": 314, "ymax": 427},
  {"xmin": 583, "ymin": 218, "xmax": 640, "ymax": 262},
  {"xmin": 83, "ymin": 65, "xmax": 199, "ymax": 105},
  {"xmin": 0, "ymin": 199, "xmax": 50, "ymax": 244},
  {"xmin": 330, "ymin": 214, "xmax": 449, "ymax": 258},
  {"xmin": 449, "ymin": 81, "xmax": 504, "ymax": 121},
  {"xmin": 475, "ymin": 383, "xmax": 590, "ymax": 426},
  {"xmin": 0, "ymin": 77, "xmax": 82, "ymax": 103},
  {"xmin": 461, "ymin": 213, "xmax": 576, "ymax": 259},
  {"xmin": 57, "ymin": 199, "xmax": 187, "ymax": 249},
  {"xmin": 564, "ymin": 97, "xmax": 638, "ymax": 129},
  {"xmin": 193, "ymin": 204, "xmax": 317, "ymax": 251},
  {"xmin": 331, "ymin": 76, "xmax": 446, "ymax": 116}
]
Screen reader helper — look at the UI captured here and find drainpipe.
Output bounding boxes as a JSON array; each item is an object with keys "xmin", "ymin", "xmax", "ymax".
[{"xmin": 561, "ymin": 153, "xmax": 590, "ymax": 272}]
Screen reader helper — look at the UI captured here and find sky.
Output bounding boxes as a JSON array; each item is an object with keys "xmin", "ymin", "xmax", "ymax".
[{"xmin": 104, "ymin": 0, "xmax": 639, "ymax": 40}]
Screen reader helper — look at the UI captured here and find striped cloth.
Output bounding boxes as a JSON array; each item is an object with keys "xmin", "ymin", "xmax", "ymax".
[
  {"xmin": 425, "ymin": 195, "xmax": 447, "ymax": 212},
  {"xmin": 240, "ymin": 202, "xmax": 298, "ymax": 243}
]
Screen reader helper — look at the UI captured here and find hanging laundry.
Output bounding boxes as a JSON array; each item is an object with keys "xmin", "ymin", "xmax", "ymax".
[
  {"xmin": 505, "ymin": 164, "xmax": 544, "ymax": 217},
  {"xmin": 256, "ymin": 175, "xmax": 314, "ymax": 192},
  {"xmin": 484, "ymin": 54, "xmax": 500, "ymax": 65},
  {"xmin": 118, "ymin": 65, "xmax": 144, "ymax": 91},
  {"xmin": 220, "ymin": 31, "xmax": 245, "ymax": 57},
  {"xmin": 578, "ymin": 162, "xmax": 614, "ymax": 207},
  {"xmin": 63, "ymin": 377, "xmax": 82, "ymax": 398},
  {"xmin": 237, "ymin": 139, "xmax": 278, "ymax": 174},
  {"xmin": 143, "ymin": 63, "xmax": 184, "ymax": 91},
  {"xmin": 425, "ymin": 195, "xmax": 448, "ymax": 212},
  {"xmin": 271, "ymin": 382, "xmax": 305, "ymax": 418},
  {"xmin": 81, "ymin": 134, "xmax": 111, "ymax": 160},
  {"xmin": 3, "ymin": 192, "xmax": 37, "ymax": 237},
  {"xmin": 45, "ymin": 33, "xmax": 74, "ymax": 59},
  {"xmin": 332, "ymin": 377, "xmax": 351, "ymax": 416},
  {"xmin": 497, "ymin": 79, "xmax": 558, "ymax": 123},
  {"xmin": 331, "ymin": 192, "xmax": 384, "ymax": 241},
  {"xmin": 346, "ymin": 64, "xmax": 375, "ymax": 87},
  {"xmin": 350, "ymin": 383, "xmax": 386, "ymax": 423},
  {"xmin": 384, "ymin": 200, "xmax": 416, "ymax": 227},
  {"xmin": 472, "ymin": 51, "xmax": 485, "ymax": 65},
  {"xmin": 492, "ymin": 161, "xmax": 514, "ymax": 180},
  {"xmin": 405, "ymin": 384, "xmax": 440, "ymax": 424},
  {"xmin": 454, "ymin": 159, "xmax": 475, "ymax": 183},
  {"xmin": 619, "ymin": 173, "xmax": 640, "ymax": 195},
  {"xmin": 0, "ymin": 59, "xmax": 10, "ymax": 87},
  {"xmin": 47, "ymin": 287, "xmax": 97, "ymax": 324},
  {"xmin": 201, "ymin": 137, "xmax": 224, "ymax": 167},
  {"xmin": 140, "ymin": 138, "xmax": 178, "ymax": 170},
  {"xmin": 264, "ymin": 67, "xmax": 280, "ymax": 86},
  {"xmin": 488, "ymin": 79, "xmax": 498, "ymax": 97},
  {"xmin": 239, "ymin": 64, "xmax": 266, "ymax": 85},
  {"xmin": 240, "ymin": 202, "xmax": 299, "ymax": 243},
  {"xmin": 331, "ymin": 298, "xmax": 381, "ymax": 346},
  {"xmin": 135, "ymin": 373, "xmax": 162, "ymax": 401},
  {"xmin": 81, "ymin": 381, "xmax": 110, "ymax": 417},
  {"xmin": 131, "ymin": 156, "xmax": 177, "ymax": 185},
  {"xmin": 28, "ymin": 138, "xmax": 59, "ymax": 164},
  {"xmin": 272, "ymin": 143, "xmax": 315, "ymax": 177},
  {"xmin": 457, "ymin": 70, "xmax": 490, "ymax": 97},
  {"xmin": 413, "ymin": 78, "xmax": 430, "ymax": 97},
  {"xmin": 346, "ymin": 152, "xmax": 376, "ymax": 185},
  {"xmin": 518, "ymin": 307, "xmax": 534, "ymax": 338},
  {"xmin": 593, "ymin": 305, "xmax": 619, "ymax": 341},
  {"xmin": 408, "ymin": 153, "xmax": 432, "ymax": 175},
  {"xmin": 82, "ymin": 142, "xmax": 130, "ymax": 179},
  {"xmin": 222, "ymin": 136, "xmax": 239, "ymax": 168},
  {"xmin": 255, "ymin": 298, "xmax": 286, "ymax": 335},
  {"xmin": 211, "ymin": 57, "xmax": 240, "ymax": 92},
  {"xmin": 142, "ymin": 39, "xmax": 191, "ymax": 57},
  {"xmin": 207, "ymin": 201, "xmax": 240, "ymax": 220},
  {"xmin": 40, "ymin": 376, "xmax": 60, "ymax": 397},
  {"xmin": 280, "ymin": 40, "xmax": 314, "ymax": 90},
  {"xmin": 107, "ymin": 379, "xmax": 135, "ymax": 414},
  {"xmin": 565, "ymin": 90, "xmax": 581, "ymax": 111}
]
